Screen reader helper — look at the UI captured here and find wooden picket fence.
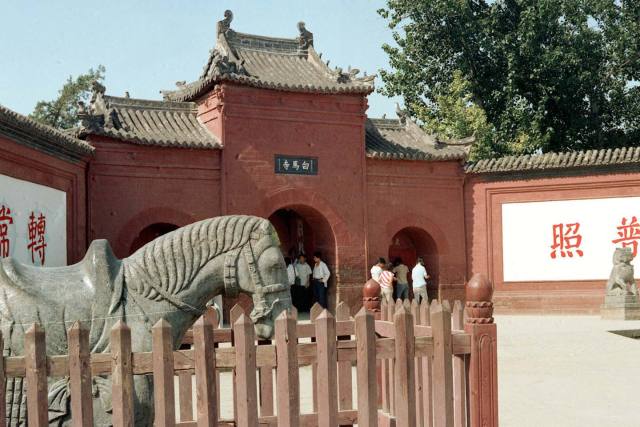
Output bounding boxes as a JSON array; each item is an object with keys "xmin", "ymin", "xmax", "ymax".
[{"xmin": 0, "ymin": 298, "xmax": 498, "ymax": 427}]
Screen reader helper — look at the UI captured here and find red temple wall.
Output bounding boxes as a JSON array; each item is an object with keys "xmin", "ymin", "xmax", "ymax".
[
  {"xmin": 0, "ymin": 136, "xmax": 89, "ymax": 263},
  {"xmin": 200, "ymin": 84, "xmax": 370, "ymax": 312},
  {"xmin": 86, "ymin": 136, "xmax": 222, "ymax": 258},
  {"xmin": 465, "ymin": 170, "xmax": 640, "ymax": 313},
  {"xmin": 366, "ymin": 158, "xmax": 468, "ymax": 302}
]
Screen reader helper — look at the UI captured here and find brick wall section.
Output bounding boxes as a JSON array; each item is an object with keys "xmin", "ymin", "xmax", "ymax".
[
  {"xmin": 366, "ymin": 158, "xmax": 468, "ymax": 302},
  {"xmin": 465, "ymin": 169, "xmax": 640, "ymax": 313},
  {"xmin": 0, "ymin": 136, "xmax": 89, "ymax": 263},
  {"xmin": 199, "ymin": 84, "xmax": 370, "ymax": 311},
  {"xmin": 86, "ymin": 136, "xmax": 222, "ymax": 258}
]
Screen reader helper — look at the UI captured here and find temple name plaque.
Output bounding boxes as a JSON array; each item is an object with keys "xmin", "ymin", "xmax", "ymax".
[{"xmin": 274, "ymin": 155, "xmax": 318, "ymax": 175}]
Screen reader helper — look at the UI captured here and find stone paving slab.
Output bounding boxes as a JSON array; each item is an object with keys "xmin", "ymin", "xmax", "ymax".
[{"xmin": 497, "ymin": 315, "xmax": 640, "ymax": 427}]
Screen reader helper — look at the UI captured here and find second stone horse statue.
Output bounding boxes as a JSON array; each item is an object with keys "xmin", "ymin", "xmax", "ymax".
[{"xmin": 0, "ymin": 215, "xmax": 291, "ymax": 426}]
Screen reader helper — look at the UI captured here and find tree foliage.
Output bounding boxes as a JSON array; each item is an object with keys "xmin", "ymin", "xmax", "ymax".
[
  {"xmin": 30, "ymin": 66, "xmax": 106, "ymax": 130},
  {"xmin": 378, "ymin": 0, "xmax": 640, "ymax": 158}
]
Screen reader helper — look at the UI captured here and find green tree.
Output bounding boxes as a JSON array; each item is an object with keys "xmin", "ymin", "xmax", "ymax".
[
  {"xmin": 378, "ymin": 0, "xmax": 640, "ymax": 158},
  {"xmin": 412, "ymin": 70, "xmax": 497, "ymax": 160},
  {"xmin": 30, "ymin": 66, "xmax": 106, "ymax": 129}
]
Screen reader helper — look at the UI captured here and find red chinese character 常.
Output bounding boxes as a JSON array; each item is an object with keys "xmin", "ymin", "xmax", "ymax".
[
  {"xmin": 550, "ymin": 222, "xmax": 584, "ymax": 259},
  {"xmin": 0, "ymin": 204, "xmax": 13, "ymax": 258},
  {"xmin": 27, "ymin": 211, "xmax": 47, "ymax": 265},
  {"xmin": 611, "ymin": 216, "xmax": 640, "ymax": 257}
]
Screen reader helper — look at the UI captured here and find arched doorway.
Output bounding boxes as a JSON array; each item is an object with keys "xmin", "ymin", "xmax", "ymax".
[
  {"xmin": 129, "ymin": 222, "xmax": 179, "ymax": 254},
  {"xmin": 388, "ymin": 227, "xmax": 438, "ymax": 300},
  {"xmin": 269, "ymin": 206, "xmax": 336, "ymax": 311}
]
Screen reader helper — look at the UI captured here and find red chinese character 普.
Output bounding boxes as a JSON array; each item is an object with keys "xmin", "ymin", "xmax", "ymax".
[
  {"xmin": 0, "ymin": 204, "xmax": 13, "ymax": 258},
  {"xmin": 611, "ymin": 216, "xmax": 640, "ymax": 257},
  {"xmin": 27, "ymin": 211, "xmax": 47, "ymax": 265},
  {"xmin": 550, "ymin": 222, "xmax": 584, "ymax": 259}
]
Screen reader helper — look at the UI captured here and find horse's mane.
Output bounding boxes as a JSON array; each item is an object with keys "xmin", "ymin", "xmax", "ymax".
[{"xmin": 123, "ymin": 215, "xmax": 275, "ymax": 301}]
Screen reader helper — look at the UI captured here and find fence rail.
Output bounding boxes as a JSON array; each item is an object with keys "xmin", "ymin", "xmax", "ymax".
[{"xmin": 2, "ymin": 275, "xmax": 498, "ymax": 427}]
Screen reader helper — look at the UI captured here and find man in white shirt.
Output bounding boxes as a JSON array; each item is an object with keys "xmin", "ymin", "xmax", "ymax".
[
  {"xmin": 370, "ymin": 257, "xmax": 386, "ymax": 283},
  {"xmin": 411, "ymin": 257, "xmax": 430, "ymax": 304},
  {"xmin": 295, "ymin": 254, "xmax": 312, "ymax": 288},
  {"xmin": 295, "ymin": 254, "xmax": 313, "ymax": 311},
  {"xmin": 312, "ymin": 251, "xmax": 330, "ymax": 308}
]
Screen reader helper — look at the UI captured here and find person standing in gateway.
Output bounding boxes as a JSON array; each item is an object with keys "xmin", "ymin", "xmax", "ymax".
[
  {"xmin": 370, "ymin": 257, "xmax": 386, "ymax": 283},
  {"xmin": 312, "ymin": 251, "xmax": 331, "ymax": 308},
  {"xmin": 392, "ymin": 257, "xmax": 409, "ymax": 300},
  {"xmin": 295, "ymin": 253, "xmax": 313, "ymax": 311},
  {"xmin": 412, "ymin": 257, "xmax": 430, "ymax": 304}
]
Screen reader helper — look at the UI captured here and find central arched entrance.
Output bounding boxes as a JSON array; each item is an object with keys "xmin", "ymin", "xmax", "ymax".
[
  {"xmin": 388, "ymin": 227, "xmax": 438, "ymax": 300},
  {"xmin": 269, "ymin": 205, "xmax": 336, "ymax": 311}
]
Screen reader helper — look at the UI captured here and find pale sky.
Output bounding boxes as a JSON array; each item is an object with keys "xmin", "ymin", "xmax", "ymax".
[{"xmin": 0, "ymin": 0, "xmax": 400, "ymax": 118}]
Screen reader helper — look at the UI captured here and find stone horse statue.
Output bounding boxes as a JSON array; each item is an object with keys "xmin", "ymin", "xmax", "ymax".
[{"xmin": 0, "ymin": 215, "xmax": 291, "ymax": 426}]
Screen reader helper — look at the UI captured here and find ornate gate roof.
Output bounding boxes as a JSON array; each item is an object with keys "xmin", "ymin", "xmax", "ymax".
[{"xmin": 161, "ymin": 10, "xmax": 375, "ymax": 102}]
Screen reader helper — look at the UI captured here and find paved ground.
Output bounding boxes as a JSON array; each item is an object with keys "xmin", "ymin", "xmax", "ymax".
[{"xmin": 497, "ymin": 315, "xmax": 640, "ymax": 427}]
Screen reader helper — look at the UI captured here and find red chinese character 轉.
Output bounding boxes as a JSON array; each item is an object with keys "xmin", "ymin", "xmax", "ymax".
[
  {"xmin": 27, "ymin": 211, "xmax": 47, "ymax": 265},
  {"xmin": 611, "ymin": 216, "xmax": 640, "ymax": 257},
  {"xmin": 550, "ymin": 222, "xmax": 584, "ymax": 259}
]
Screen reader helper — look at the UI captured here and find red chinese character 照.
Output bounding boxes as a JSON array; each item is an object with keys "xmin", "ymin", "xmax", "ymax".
[
  {"xmin": 27, "ymin": 211, "xmax": 47, "ymax": 265},
  {"xmin": 611, "ymin": 216, "xmax": 640, "ymax": 257},
  {"xmin": 0, "ymin": 204, "xmax": 13, "ymax": 258},
  {"xmin": 550, "ymin": 222, "xmax": 584, "ymax": 259}
]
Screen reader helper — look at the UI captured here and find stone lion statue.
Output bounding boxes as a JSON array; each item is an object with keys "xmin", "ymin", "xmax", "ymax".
[{"xmin": 606, "ymin": 247, "xmax": 638, "ymax": 296}]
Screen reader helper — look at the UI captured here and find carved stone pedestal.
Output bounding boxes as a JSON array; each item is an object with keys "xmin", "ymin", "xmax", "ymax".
[{"xmin": 601, "ymin": 295, "xmax": 640, "ymax": 320}]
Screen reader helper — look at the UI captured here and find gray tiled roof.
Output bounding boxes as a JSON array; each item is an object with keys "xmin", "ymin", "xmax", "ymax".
[
  {"xmin": 366, "ymin": 118, "xmax": 471, "ymax": 161},
  {"xmin": 0, "ymin": 103, "xmax": 94, "ymax": 162},
  {"xmin": 465, "ymin": 147, "xmax": 640, "ymax": 174},
  {"xmin": 81, "ymin": 95, "xmax": 220, "ymax": 149},
  {"xmin": 162, "ymin": 27, "xmax": 374, "ymax": 102}
]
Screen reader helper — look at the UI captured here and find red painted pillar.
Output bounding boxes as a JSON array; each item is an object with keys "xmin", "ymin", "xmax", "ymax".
[{"xmin": 464, "ymin": 273, "xmax": 498, "ymax": 427}]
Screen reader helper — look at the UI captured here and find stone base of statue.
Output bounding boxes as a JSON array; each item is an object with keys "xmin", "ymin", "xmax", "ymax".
[{"xmin": 601, "ymin": 294, "xmax": 640, "ymax": 320}]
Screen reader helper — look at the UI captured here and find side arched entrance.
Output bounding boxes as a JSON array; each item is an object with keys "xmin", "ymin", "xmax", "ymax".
[
  {"xmin": 269, "ymin": 205, "xmax": 336, "ymax": 312},
  {"xmin": 388, "ymin": 227, "xmax": 439, "ymax": 300},
  {"xmin": 129, "ymin": 222, "xmax": 179, "ymax": 253}
]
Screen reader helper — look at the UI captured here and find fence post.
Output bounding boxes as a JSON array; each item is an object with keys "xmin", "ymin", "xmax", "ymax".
[
  {"xmin": 111, "ymin": 321, "xmax": 134, "ymax": 427},
  {"xmin": 152, "ymin": 319, "xmax": 176, "ymax": 427},
  {"xmin": 68, "ymin": 322, "xmax": 94, "ymax": 427},
  {"xmin": 464, "ymin": 274, "xmax": 498, "ymax": 427},
  {"xmin": 258, "ymin": 341, "xmax": 274, "ymax": 417},
  {"xmin": 431, "ymin": 302, "xmax": 454, "ymax": 427},
  {"xmin": 275, "ymin": 310, "xmax": 299, "ymax": 427},
  {"xmin": 355, "ymin": 308, "xmax": 377, "ymax": 427},
  {"xmin": 411, "ymin": 299, "xmax": 423, "ymax": 425},
  {"xmin": 315, "ymin": 309, "xmax": 338, "ymax": 427},
  {"xmin": 420, "ymin": 300, "xmax": 433, "ymax": 427},
  {"xmin": 24, "ymin": 324, "xmax": 47, "ymax": 427},
  {"xmin": 310, "ymin": 302, "xmax": 323, "ymax": 413},
  {"xmin": 230, "ymin": 304, "xmax": 245, "ymax": 421},
  {"xmin": 394, "ymin": 305, "xmax": 416, "ymax": 427},
  {"xmin": 234, "ymin": 314, "xmax": 259, "ymax": 427},
  {"xmin": 452, "ymin": 301, "xmax": 467, "ymax": 427},
  {"xmin": 194, "ymin": 314, "xmax": 218, "ymax": 427},
  {"xmin": 336, "ymin": 301, "xmax": 353, "ymax": 411},
  {"xmin": 0, "ymin": 330, "xmax": 5, "ymax": 427}
]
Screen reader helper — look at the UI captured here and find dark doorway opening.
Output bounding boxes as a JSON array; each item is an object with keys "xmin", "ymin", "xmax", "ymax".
[
  {"xmin": 269, "ymin": 206, "xmax": 336, "ymax": 311},
  {"xmin": 388, "ymin": 227, "xmax": 438, "ymax": 300},
  {"xmin": 129, "ymin": 222, "xmax": 179, "ymax": 254}
]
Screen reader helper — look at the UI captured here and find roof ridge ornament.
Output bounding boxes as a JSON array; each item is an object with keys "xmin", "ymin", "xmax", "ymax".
[
  {"xmin": 217, "ymin": 10, "xmax": 234, "ymax": 37},
  {"xmin": 297, "ymin": 21, "xmax": 313, "ymax": 56}
]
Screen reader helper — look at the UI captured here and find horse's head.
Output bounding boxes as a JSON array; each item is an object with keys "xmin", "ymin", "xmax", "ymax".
[
  {"xmin": 225, "ymin": 220, "xmax": 291, "ymax": 338},
  {"xmin": 123, "ymin": 215, "xmax": 291, "ymax": 340}
]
